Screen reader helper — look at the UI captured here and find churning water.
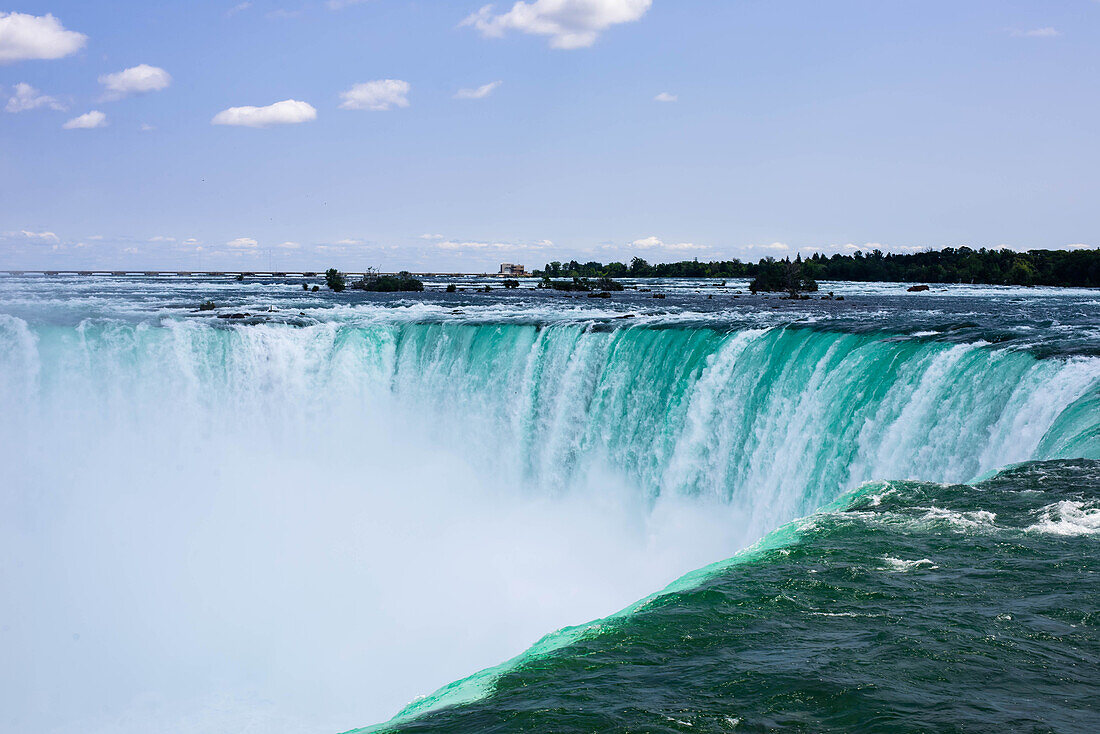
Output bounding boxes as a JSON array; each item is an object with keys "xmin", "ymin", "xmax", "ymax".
[{"xmin": 1, "ymin": 275, "xmax": 1097, "ymax": 733}]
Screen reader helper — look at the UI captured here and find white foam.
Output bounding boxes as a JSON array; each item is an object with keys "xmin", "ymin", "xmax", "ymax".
[
  {"xmin": 882, "ymin": 556, "xmax": 938, "ymax": 571},
  {"xmin": 1025, "ymin": 500, "xmax": 1100, "ymax": 536},
  {"xmin": 917, "ymin": 506, "xmax": 997, "ymax": 529}
]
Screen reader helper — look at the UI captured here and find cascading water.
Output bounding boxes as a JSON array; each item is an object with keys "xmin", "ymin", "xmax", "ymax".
[
  {"xmin": 1, "ymin": 284, "xmax": 1098, "ymax": 733},
  {"xmin": 7, "ymin": 319, "xmax": 1095, "ymax": 500}
]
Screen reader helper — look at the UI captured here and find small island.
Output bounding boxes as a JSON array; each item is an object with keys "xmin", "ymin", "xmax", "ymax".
[{"xmin": 325, "ymin": 268, "xmax": 424, "ymax": 292}]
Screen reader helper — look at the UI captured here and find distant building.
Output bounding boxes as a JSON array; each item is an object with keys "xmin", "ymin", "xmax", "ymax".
[{"xmin": 499, "ymin": 263, "xmax": 526, "ymax": 276}]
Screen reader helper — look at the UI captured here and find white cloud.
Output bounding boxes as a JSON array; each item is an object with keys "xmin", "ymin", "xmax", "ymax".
[
  {"xmin": 140, "ymin": 123, "xmax": 156, "ymax": 131},
  {"xmin": 277, "ymin": 241, "xmax": 301, "ymax": 249},
  {"xmin": 5, "ymin": 82, "xmax": 65, "ymax": 112},
  {"xmin": 327, "ymin": 0, "xmax": 370, "ymax": 9},
  {"xmin": 1010, "ymin": 27, "xmax": 1059, "ymax": 38},
  {"xmin": 19, "ymin": 229, "xmax": 59, "ymax": 242},
  {"xmin": 227, "ymin": 237, "xmax": 258, "ymax": 249},
  {"xmin": 654, "ymin": 92, "xmax": 677, "ymax": 103},
  {"xmin": 419, "ymin": 233, "xmax": 445, "ymax": 240},
  {"xmin": 339, "ymin": 80, "xmax": 410, "ymax": 111},
  {"xmin": 462, "ymin": 0, "xmax": 652, "ymax": 49},
  {"xmin": 99, "ymin": 64, "xmax": 172, "ymax": 100},
  {"xmin": 334, "ymin": 238, "xmax": 364, "ymax": 245},
  {"xmin": 436, "ymin": 238, "xmax": 553, "ymax": 251},
  {"xmin": 148, "ymin": 235, "xmax": 176, "ymax": 242},
  {"xmin": 745, "ymin": 242, "xmax": 790, "ymax": 252},
  {"xmin": 226, "ymin": 2, "xmax": 253, "ymax": 16},
  {"xmin": 0, "ymin": 12, "xmax": 86, "ymax": 63},
  {"xmin": 802, "ymin": 242, "xmax": 921, "ymax": 255},
  {"xmin": 631, "ymin": 236, "xmax": 706, "ymax": 251},
  {"xmin": 455, "ymin": 80, "xmax": 502, "ymax": 100},
  {"xmin": 212, "ymin": 99, "xmax": 317, "ymax": 127},
  {"xmin": 748, "ymin": 242, "xmax": 928, "ymax": 257},
  {"xmin": 63, "ymin": 110, "xmax": 107, "ymax": 129}
]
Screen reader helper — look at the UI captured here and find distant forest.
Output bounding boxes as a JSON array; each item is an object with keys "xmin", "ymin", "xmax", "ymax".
[{"xmin": 535, "ymin": 247, "xmax": 1100, "ymax": 288}]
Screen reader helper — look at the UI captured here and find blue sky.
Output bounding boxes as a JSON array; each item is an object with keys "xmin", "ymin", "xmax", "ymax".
[{"xmin": 1, "ymin": 1, "xmax": 1097, "ymax": 271}]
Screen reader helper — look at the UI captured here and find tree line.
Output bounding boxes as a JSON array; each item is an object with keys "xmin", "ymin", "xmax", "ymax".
[{"xmin": 536, "ymin": 247, "xmax": 1100, "ymax": 287}]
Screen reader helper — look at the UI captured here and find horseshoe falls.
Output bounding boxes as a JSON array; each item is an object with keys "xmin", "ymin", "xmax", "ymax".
[{"xmin": 1, "ymin": 278, "xmax": 1098, "ymax": 733}]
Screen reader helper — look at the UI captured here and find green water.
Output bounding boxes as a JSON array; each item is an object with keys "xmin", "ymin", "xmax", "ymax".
[
  {"xmin": 368, "ymin": 460, "xmax": 1100, "ymax": 733},
  {"xmin": 2, "ymin": 276, "xmax": 1099, "ymax": 732}
]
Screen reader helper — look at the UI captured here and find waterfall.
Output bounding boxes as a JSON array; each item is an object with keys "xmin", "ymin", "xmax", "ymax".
[{"xmin": 1, "ymin": 316, "xmax": 1097, "ymax": 732}]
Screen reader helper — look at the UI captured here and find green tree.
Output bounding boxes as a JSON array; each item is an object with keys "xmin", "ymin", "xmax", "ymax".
[
  {"xmin": 1007, "ymin": 258, "xmax": 1038, "ymax": 286},
  {"xmin": 325, "ymin": 268, "xmax": 346, "ymax": 292}
]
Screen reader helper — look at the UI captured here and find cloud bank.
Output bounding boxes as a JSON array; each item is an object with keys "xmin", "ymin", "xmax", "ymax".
[
  {"xmin": 434, "ymin": 237, "xmax": 554, "ymax": 252},
  {"xmin": 631, "ymin": 236, "xmax": 706, "ymax": 251}
]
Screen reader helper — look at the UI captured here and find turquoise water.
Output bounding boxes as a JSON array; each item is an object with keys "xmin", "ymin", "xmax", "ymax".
[
  {"xmin": 0, "ymin": 275, "xmax": 1097, "ymax": 732},
  {"xmin": 372, "ymin": 460, "xmax": 1099, "ymax": 733}
]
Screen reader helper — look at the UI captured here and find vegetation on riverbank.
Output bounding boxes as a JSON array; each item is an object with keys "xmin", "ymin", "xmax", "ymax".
[{"xmin": 536, "ymin": 247, "xmax": 1100, "ymax": 287}]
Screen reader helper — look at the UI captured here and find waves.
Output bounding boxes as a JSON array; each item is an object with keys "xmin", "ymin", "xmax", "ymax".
[
  {"xmin": 375, "ymin": 459, "xmax": 1100, "ymax": 733},
  {"xmin": 1, "ymin": 314, "xmax": 1098, "ymax": 731}
]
